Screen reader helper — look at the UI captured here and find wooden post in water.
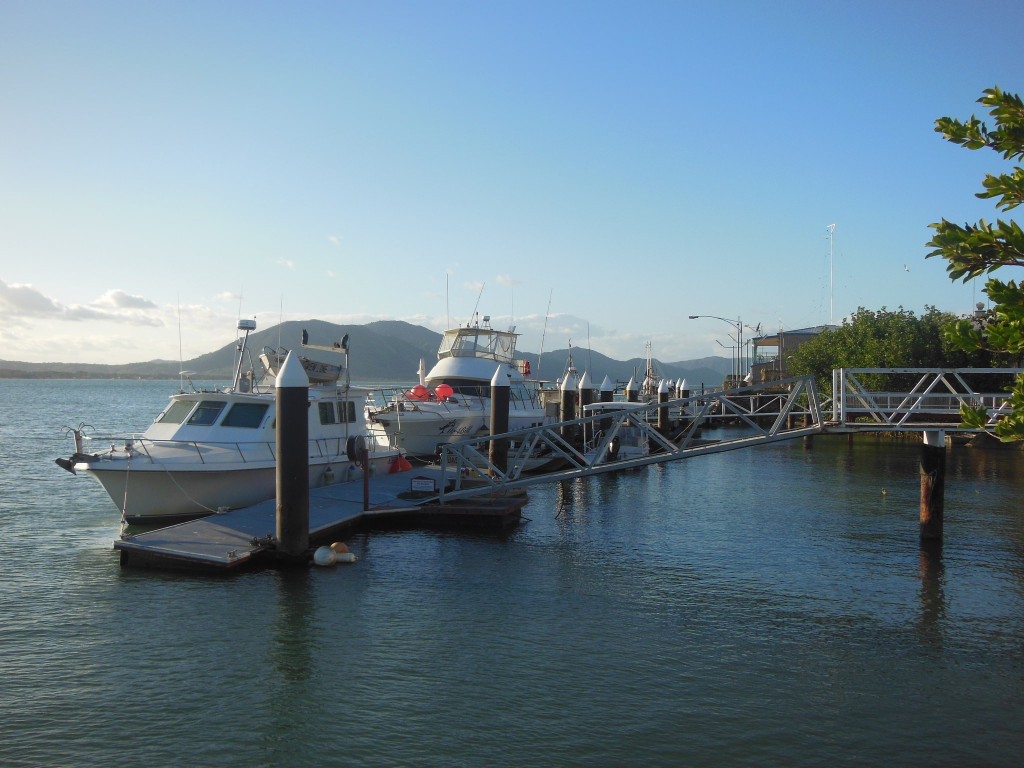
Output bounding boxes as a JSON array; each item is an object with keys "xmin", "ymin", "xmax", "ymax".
[
  {"xmin": 599, "ymin": 375, "xmax": 614, "ymax": 436},
  {"xmin": 560, "ymin": 368, "xmax": 579, "ymax": 449},
  {"xmin": 578, "ymin": 370, "xmax": 594, "ymax": 447},
  {"xmin": 489, "ymin": 366, "xmax": 510, "ymax": 477},
  {"xmin": 625, "ymin": 375, "xmax": 639, "ymax": 403},
  {"xmin": 920, "ymin": 429, "xmax": 946, "ymax": 541},
  {"xmin": 360, "ymin": 438, "xmax": 370, "ymax": 511},
  {"xmin": 658, "ymin": 379, "xmax": 670, "ymax": 431},
  {"xmin": 275, "ymin": 351, "xmax": 310, "ymax": 560}
]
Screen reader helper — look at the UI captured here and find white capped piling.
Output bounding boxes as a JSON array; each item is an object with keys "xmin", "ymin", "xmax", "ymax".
[
  {"xmin": 625, "ymin": 375, "xmax": 639, "ymax": 403},
  {"xmin": 360, "ymin": 437, "xmax": 371, "ymax": 511},
  {"xmin": 275, "ymin": 351, "xmax": 310, "ymax": 559},
  {"xmin": 579, "ymin": 371, "xmax": 594, "ymax": 447},
  {"xmin": 920, "ymin": 429, "xmax": 947, "ymax": 541},
  {"xmin": 599, "ymin": 375, "xmax": 614, "ymax": 435},
  {"xmin": 489, "ymin": 366, "xmax": 510, "ymax": 476},
  {"xmin": 658, "ymin": 378, "xmax": 671, "ymax": 431},
  {"xmin": 560, "ymin": 368, "xmax": 580, "ymax": 448}
]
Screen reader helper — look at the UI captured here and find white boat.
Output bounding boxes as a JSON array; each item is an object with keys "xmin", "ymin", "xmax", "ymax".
[
  {"xmin": 369, "ymin": 313, "xmax": 553, "ymax": 457},
  {"xmin": 56, "ymin": 320, "xmax": 407, "ymax": 525}
]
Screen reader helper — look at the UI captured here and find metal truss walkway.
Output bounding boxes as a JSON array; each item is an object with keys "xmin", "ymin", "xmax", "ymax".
[{"xmin": 433, "ymin": 368, "xmax": 1023, "ymax": 501}]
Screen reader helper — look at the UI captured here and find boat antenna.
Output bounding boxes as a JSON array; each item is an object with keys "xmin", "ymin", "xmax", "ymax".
[
  {"xmin": 826, "ymin": 223, "xmax": 836, "ymax": 325},
  {"xmin": 469, "ymin": 281, "xmax": 485, "ymax": 326},
  {"xmin": 537, "ymin": 288, "xmax": 552, "ymax": 377},
  {"xmin": 278, "ymin": 296, "xmax": 283, "ymax": 353},
  {"xmin": 344, "ymin": 335, "xmax": 351, "ymax": 447},
  {"xmin": 446, "ymin": 273, "xmax": 450, "ymax": 331},
  {"xmin": 177, "ymin": 295, "xmax": 184, "ymax": 393},
  {"xmin": 587, "ymin": 322, "xmax": 593, "ymax": 375}
]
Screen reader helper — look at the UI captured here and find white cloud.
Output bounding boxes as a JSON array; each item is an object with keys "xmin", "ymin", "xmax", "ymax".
[
  {"xmin": 0, "ymin": 280, "xmax": 63, "ymax": 318},
  {"xmin": 0, "ymin": 279, "xmax": 163, "ymax": 327},
  {"xmin": 277, "ymin": 258, "xmax": 296, "ymax": 269},
  {"xmin": 93, "ymin": 289, "xmax": 158, "ymax": 310}
]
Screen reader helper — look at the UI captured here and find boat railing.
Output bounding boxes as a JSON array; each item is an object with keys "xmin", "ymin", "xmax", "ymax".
[
  {"xmin": 115, "ymin": 436, "xmax": 376, "ymax": 465},
  {"xmin": 368, "ymin": 384, "xmax": 543, "ymax": 413}
]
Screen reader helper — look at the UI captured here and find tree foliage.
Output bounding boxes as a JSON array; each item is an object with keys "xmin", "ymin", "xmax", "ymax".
[
  {"xmin": 788, "ymin": 306, "xmax": 998, "ymax": 395},
  {"xmin": 926, "ymin": 87, "xmax": 1024, "ymax": 440}
]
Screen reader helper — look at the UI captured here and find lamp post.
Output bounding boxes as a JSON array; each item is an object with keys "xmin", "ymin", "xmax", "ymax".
[{"xmin": 689, "ymin": 314, "xmax": 743, "ymax": 383}]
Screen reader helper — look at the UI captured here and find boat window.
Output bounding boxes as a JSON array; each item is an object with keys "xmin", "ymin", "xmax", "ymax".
[
  {"xmin": 319, "ymin": 402, "xmax": 337, "ymax": 425},
  {"xmin": 157, "ymin": 400, "xmax": 195, "ymax": 424},
  {"xmin": 222, "ymin": 403, "xmax": 270, "ymax": 428},
  {"xmin": 186, "ymin": 401, "xmax": 227, "ymax": 426},
  {"xmin": 344, "ymin": 401, "xmax": 356, "ymax": 423}
]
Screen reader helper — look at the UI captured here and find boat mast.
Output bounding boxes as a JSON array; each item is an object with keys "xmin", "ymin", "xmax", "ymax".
[
  {"xmin": 233, "ymin": 318, "xmax": 256, "ymax": 391},
  {"xmin": 826, "ymin": 223, "xmax": 836, "ymax": 326}
]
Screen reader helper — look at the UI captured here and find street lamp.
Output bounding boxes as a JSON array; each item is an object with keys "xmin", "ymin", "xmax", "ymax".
[{"xmin": 689, "ymin": 314, "xmax": 744, "ymax": 383}]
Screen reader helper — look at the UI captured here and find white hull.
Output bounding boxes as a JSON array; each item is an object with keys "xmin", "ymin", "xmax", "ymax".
[
  {"xmin": 370, "ymin": 314, "xmax": 551, "ymax": 457},
  {"xmin": 82, "ymin": 451, "xmax": 400, "ymax": 525},
  {"xmin": 373, "ymin": 402, "xmax": 547, "ymax": 457},
  {"xmin": 57, "ymin": 322, "xmax": 407, "ymax": 525}
]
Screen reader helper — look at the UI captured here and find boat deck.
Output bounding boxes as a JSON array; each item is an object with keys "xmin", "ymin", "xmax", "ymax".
[{"xmin": 114, "ymin": 466, "xmax": 526, "ymax": 572}]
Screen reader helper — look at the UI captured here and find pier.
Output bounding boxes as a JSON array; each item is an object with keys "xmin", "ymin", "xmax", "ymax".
[
  {"xmin": 435, "ymin": 367, "xmax": 1022, "ymax": 540},
  {"xmin": 114, "ymin": 465, "xmax": 526, "ymax": 572},
  {"xmin": 116, "ymin": 366, "xmax": 1021, "ymax": 573}
]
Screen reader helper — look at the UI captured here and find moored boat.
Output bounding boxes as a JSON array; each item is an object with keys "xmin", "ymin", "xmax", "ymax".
[
  {"xmin": 369, "ymin": 313, "xmax": 553, "ymax": 457},
  {"xmin": 56, "ymin": 320, "xmax": 407, "ymax": 525}
]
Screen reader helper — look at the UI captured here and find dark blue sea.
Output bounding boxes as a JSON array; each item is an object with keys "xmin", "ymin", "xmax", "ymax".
[{"xmin": 3, "ymin": 379, "xmax": 1023, "ymax": 766}]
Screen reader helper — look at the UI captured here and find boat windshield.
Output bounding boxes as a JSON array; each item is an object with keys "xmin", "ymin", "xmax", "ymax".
[
  {"xmin": 187, "ymin": 401, "xmax": 226, "ymax": 426},
  {"xmin": 437, "ymin": 328, "xmax": 517, "ymax": 363},
  {"xmin": 157, "ymin": 400, "xmax": 196, "ymax": 425},
  {"xmin": 221, "ymin": 403, "xmax": 270, "ymax": 428}
]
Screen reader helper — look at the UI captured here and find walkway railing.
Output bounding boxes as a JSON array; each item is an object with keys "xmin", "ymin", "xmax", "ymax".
[
  {"xmin": 437, "ymin": 375, "xmax": 822, "ymax": 500},
  {"xmin": 829, "ymin": 368, "xmax": 1022, "ymax": 430}
]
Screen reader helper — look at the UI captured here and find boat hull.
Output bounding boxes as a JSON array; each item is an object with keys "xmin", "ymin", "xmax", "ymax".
[
  {"xmin": 373, "ymin": 404, "xmax": 546, "ymax": 457},
  {"xmin": 81, "ymin": 453, "xmax": 397, "ymax": 525}
]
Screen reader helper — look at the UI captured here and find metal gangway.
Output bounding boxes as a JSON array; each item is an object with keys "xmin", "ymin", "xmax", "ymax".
[
  {"xmin": 828, "ymin": 368, "xmax": 1021, "ymax": 431},
  {"xmin": 436, "ymin": 375, "xmax": 823, "ymax": 500},
  {"xmin": 433, "ymin": 368, "xmax": 1023, "ymax": 501}
]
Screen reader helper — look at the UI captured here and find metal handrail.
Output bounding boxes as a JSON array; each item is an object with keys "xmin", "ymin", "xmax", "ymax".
[
  {"xmin": 832, "ymin": 368, "xmax": 1022, "ymax": 428},
  {"xmin": 95, "ymin": 435, "xmax": 376, "ymax": 465},
  {"xmin": 436, "ymin": 375, "xmax": 822, "ymax": 500}
]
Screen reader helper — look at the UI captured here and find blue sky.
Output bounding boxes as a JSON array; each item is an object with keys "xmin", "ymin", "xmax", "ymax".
[{"xmin": 2, "ymin": 0, "xmax": 1023, "ymax": 366}]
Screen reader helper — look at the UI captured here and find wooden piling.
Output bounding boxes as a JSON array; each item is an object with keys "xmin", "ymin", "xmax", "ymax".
[
  {"xmin": 275, "ymin": 351, "xmax": 310, "ymax": 559},
  {"xmin": 560, "ymin": 369, "xmax": 579, "ymax": 448},
  {"xmin": 625, "ymin": 375, "xmax": 638, "ymax": 403},
  {"xmin": 578, "ymin": 371, "xmax": 594, "ymax": 447},
  {"xmin": 920, "ymin": 430, "xmax": 946, "ymax": 541},
  {"xmin": 489, "ymin": 366, "xmax": 510, "ymax": 476},
  {"xmin": 599, "ymin": 375, "xmax": 614, "ymax": 436},
  {"xmin": 658, "ymin": 379, "xmax": 670, "ymax": 431}
]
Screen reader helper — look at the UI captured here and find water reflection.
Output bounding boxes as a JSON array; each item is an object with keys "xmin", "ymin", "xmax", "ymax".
[
  {"xmin": 916, "ymin": 540, "xmax": 946, "ymax": 647},
  {"xmin": 271, "ymin": 568, "xmax": 314, "ymax": 682}
]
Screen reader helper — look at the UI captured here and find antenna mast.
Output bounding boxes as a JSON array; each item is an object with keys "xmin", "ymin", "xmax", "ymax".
[
  {"xmin": 826, "ymin": 223, "xmax": 836, "ymax": 325},
  {"xmin": 177, "ymin": 296, "xmax": 183, "ymax": 392},
  {"xmin": 537, "ymin": 289, "xmax": 553, "ymax": 377}
]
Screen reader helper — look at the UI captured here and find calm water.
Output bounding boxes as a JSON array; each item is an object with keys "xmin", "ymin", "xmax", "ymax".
[{"xmin": 2, "ymin": 379, "xmax": 1023, "ymax": 767}]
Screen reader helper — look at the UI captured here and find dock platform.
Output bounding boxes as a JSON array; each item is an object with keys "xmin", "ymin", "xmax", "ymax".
[{"xmin": 114, "ymin": 467, "xmax": 527, "ymax": 573}]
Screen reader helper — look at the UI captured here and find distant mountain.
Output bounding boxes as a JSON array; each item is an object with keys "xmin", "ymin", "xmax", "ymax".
[{"xmin": 0, "ymin": 319, "xmax": 732, "ymax": 388}]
